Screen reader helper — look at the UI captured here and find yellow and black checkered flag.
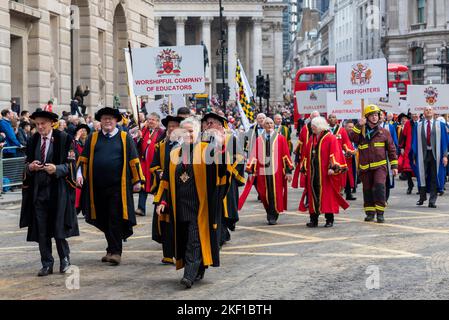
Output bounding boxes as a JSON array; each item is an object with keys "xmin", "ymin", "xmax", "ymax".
[{"xmin": 235, "ymin": 60, "xmax": 255, "ymax": 130}]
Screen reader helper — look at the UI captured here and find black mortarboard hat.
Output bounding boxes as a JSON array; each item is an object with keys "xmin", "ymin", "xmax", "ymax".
[{"xmin": 95, "ymin": 107, "xmax": 122, "ymax": 122}]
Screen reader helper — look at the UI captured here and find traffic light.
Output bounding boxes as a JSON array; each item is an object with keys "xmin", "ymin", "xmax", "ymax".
[
  {"xmin": 256, "ymin": 74, "xmax": 265, "ymax": 98},
  {"xmin": 263, "ymin": 75, "xmax": 270, "ymax": 100}
]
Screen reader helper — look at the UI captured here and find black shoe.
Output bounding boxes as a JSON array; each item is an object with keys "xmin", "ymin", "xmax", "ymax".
[
  {"xmin": 406, "ymin": 187, "xmax": 413, "ymax": 195},
  {"xmin": 324, "ymin": 221, "xmax": 334, "ymax": 228},
  {"xmin": 346, "ymin": 194, "xmax": 357, "ymax": 201},
  {"xmin": 438, "ymin": 191, "xmax": 444, "ymax": 196},
  {"xmin": 416, "ymin": 200, "xmax": 425, "ymax": 206},
  {"xmin": 364, "ymin": 215, "xmax": 375, "ymax": 222},
  {"xmin": 180, "ymin": 278, "xmax": 193, "ymax": 289},
  {"xmin": 377, "ymin": 215, "xmax": 385, "ymax": 223},
  {"xmin": 38, "ymin": 266, "xmax": 53, "ymax": 277},
  {"xmin": 195, "ymin": 269, "xmax": 205, "ymax": 282},
  {"xmin": 416, "ymin": 191, "xmax": 420, "ymax": 195},
  {"xmin": 268, "ymin": 220, "xmax": 277, "ymax": 225},
  {"xmin": 60, "ymin": 257, "xmax": 71, "ymax": 274},
  {"xmin": 306, "ymin": 222, "xmax": 318, "ymax": 228},
  {"xmin": 429, "ymin": 203, "xmax": 437, "ymax": 208}
]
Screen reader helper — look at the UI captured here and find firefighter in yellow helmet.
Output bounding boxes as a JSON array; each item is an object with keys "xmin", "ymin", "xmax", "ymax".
[{"xmin": 349, "ymin": 104, "xmax": 399, "ymax": 223}]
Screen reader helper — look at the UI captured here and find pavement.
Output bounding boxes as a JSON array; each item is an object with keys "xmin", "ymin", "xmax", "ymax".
[
  {"xmin": 1, "ymin": 178, "xmax": 449, "ymax": 300},
  {"xmin": 0, "ymin": 190, "xmax": 22, "ymax": 206}
]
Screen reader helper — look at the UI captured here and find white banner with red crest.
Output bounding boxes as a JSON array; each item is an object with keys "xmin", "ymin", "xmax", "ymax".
[{"xmin": 407, "ymin": 85, "xmax": 449, "ymax": 114}]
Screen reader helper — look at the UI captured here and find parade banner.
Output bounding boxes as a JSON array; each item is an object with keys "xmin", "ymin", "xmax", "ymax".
[
  {"xmin": 131, "ymin": 45, "xmax": 205, "ymax": 96},
  {"xmin": 296, "ymin": 90, "xmax": 328, "ymax": 114},
  {"xmin": 327, "ymin": 92, "xmax": 362, "ymax": 120},
  {"xmin": 124, "ymin": 48, "xmax": 139, "ymax": 122},
  {"xmin": 367, "ymin": 91, "xmax": 402, "ymax": 114},
  {"xmin": 148, "ymin": 95, "xmax": 185, "ymax": 123},
  {"xmin": 336, "ymin": 58, "xmax": 388, "ymax": 101},
  {"xmin": 407, "ymin": 85, "xmax": 449, "ymax": 113}
]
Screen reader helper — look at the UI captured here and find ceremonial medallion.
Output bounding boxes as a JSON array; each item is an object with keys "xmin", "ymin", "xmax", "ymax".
[{"xmin": 180, "ymin": 172, "xmax": 190, "ymax": 183}]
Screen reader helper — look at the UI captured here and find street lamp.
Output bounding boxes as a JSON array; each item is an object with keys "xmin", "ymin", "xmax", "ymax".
[{"xmin": 219, "ymin": 0, "xmax": 227, "ymax": 112}]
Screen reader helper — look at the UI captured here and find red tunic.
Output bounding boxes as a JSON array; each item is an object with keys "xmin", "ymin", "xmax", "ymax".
[
  {"xmin": 299, "ymin": 131, "xmax": 349, "ymax": 214},
  {"xmin": 292, "ymin": 124, "xmax": 312, "ymax": 188},
  {"xmin": 139, "ymin": 127, "xmax": 165, "ymax": 192},
  {"xmin": 331, "ymin": 125, "xmax": 356, "ymax": 190},
  {"xmin": 399, "ymin": 120, "xmax": 413, "ymax": 173},
  {"xmin": 246, "ymin": 134, "xmax": 294, "ymax": 213}
]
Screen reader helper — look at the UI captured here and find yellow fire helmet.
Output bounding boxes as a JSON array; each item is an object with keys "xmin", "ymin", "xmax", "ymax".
[{"xmin": 364, "ymin": 104, "xmax": 381, "ymax": 117}]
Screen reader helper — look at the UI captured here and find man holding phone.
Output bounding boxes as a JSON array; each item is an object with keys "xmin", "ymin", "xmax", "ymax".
[{"xmin": 20, "ymin": 110, "xmax": 79, "ymax": 277}]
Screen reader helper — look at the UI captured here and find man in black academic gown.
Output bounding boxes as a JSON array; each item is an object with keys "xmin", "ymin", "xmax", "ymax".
[
  {"xmin": 202, "ymin": 112, "xmax": 245, "ymax": 246},
  {"xmin": 77, "ymin": 107, "xmax": 145, "ymax": 266},
  {"xmin": 20, "ymin": 110, "xmax": 79, "ymax": 277}
]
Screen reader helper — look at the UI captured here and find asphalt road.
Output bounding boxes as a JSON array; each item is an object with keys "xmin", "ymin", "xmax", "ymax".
[{"xmin": 1, "ymin": 176, "xmax": 449, "ymax": 300}]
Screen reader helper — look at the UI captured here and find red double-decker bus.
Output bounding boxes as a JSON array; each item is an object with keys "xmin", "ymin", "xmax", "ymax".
[{"xmin": 293, "ymin": 64, "xmax": 411, "ymax": 126}]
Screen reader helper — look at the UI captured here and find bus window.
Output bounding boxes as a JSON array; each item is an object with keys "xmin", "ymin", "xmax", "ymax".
[
  {"xmin": 388, "ymin": 72, "xmax": 397, "ymax": 81},
  {"xmin": 398, "ymin": 72, "xmax": 409, "ymax": 81},
  {"xmin": 299, "ymin": 74, "xmax": 312, "ymax": 82},
  {"xmin": 312, "ymin": 73, "xmax": 325, "ymax": 82},
  {"xmin": 325, "ymin": 73, "xmax": 336, "ymax": 82}
]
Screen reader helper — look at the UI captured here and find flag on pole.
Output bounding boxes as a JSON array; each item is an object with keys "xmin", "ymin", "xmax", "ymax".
[
  {"xmin": 124, "ymin": 48, "xmax": 139, "ymax": 123},
  {"xmin": 235, "ymin": 60, "xmax": 255, "ymax": 131}
]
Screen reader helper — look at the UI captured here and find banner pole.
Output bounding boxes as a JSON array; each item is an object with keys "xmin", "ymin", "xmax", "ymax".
[{"xmin": 168, "ymin": 95, "xmax": 172, "ymax": 115}]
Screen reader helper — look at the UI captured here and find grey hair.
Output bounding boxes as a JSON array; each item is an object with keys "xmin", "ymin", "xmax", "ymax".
[
  {"xmin": 180, "ymin": 116, "xmax": 201, "ymax": 134},
  {"xmin": 263, "ymin": 117, "xmax": 274, "ymax": 125},
  {"xmin": 147, "ymin": 112, "xmax": 160, "ymax": 120},
  {"xmin": 311, "ymin": 116, "xmax": 329, "ymax": 132},
  {"xmin": 310, "ymin": 111, "xmax": 321, "ymax": 119}
]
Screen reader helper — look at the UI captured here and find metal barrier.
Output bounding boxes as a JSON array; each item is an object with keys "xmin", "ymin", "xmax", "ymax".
[{"xmin": 0, "ymin": 146, "xmax": 26, "ymax": 192}]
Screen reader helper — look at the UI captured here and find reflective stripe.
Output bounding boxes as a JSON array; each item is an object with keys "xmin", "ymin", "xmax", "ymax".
[
  {"xmin": 390, "ymin": 160, "xmax": 398, "ymax": 166},
  {"xmin": 374, "ymin": 142, "xmax": 385, "ymax": 147},
  {"xmin": 375, "ymin": 205, "xmax": 386, "ymax": 212},
  {"xmin": 353, "ymin": 127, "xmax": 361, "ymax": 134},
  {"xmin": 364, "ymin": 207, "xmax": 376, "ymax": 212},
  {"xmin": 359, "ymin": 144, "xmax": 369, "ymax": 150},
  {"xmin": 359, "ymin": 159, "xmax": 387, "ymax": 170}
]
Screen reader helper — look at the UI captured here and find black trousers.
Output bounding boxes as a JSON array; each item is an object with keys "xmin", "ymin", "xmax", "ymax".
[
  {"xmin": 264, "ymin": 175, "xmax": 279, "ymax": 222},
  {"xmin": 419, "ymin": 150, "xmax": 438, "ymax": 205},
  {"xmin": 94, "ymin": 185, "xmax": 123, "ymax": 255},
  {"xmin": 405, "ymin": 171, "xmax": 414, "ymax": 190},
  {"xmin": 35, "ymin": 191, "xmax": 70, "ymax": 268},
  {"xmin": 179, "ymin": 220, "xmax": 204, "ymax": 282}
]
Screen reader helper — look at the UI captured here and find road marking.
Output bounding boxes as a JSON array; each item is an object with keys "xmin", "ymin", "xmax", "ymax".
[
  {"xmin": 221, "ymin": 251, "xmax": 297, "ymax": 257},
  {"xmin": 345, "ymin": 242, "xmax": 422, "ymax": 258},
  {"xmin": 336, "ymin": 216, "xmax": 449, "ymax": 235},
  {"xmin": 236, "ymin": 225, "xmax": 321, "ymax": 241},
  {"xmin": 0, "ymin": 245, "xmax": 36, "ymax": 250},
  {"xmin": 318, "ymin": 253, "xmax": 425, "ymax": 259},
  {"xmin": 73, "ymin": 250, "xmax": 162, "ymax": 254},
  {"xmin": 0, "ymin": 230, "xmax": 27, "ymax": 235}
]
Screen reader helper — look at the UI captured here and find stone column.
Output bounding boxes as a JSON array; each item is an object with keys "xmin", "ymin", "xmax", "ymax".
[
  {"xmin": 154, "ymin": 16, "xmax": 161, "ymax": 47},
  {"xmin": 252, "ymin": 17, "xmax": 263, "ymax": 87},
  {"xmin": 201, "ymin": 16, "xmax": 213, "ymax": 96},
  {"xmin": 175, "ymin": 16, "xmax": 187, "ymax": 46},
  {"xmin": 398, "ymin": 0, "xmax": 408, "ymax": 35},
  {"xmin": 273, "ymin": 22, "xmax": 283, "ymax": 103},
  {"xmin": 0, "ymin": 1, "xmax": 10, "ymax": 105},
  {"xmin": 227, "ymin": 16, "xmax": 238, "ymax": 101},
  {"xmin": 427, "ymin": 0, "xmax": 435, "ymax": 28}
]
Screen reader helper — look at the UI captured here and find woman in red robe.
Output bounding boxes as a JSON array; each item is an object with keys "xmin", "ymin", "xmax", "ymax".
[
  {"xmin": 398, "ymin": 113, "xmax": 418, "ymax": 194},
  {"xmin": 300, "ymin": 117, "xmax": 349, "ymax": 228},
  {"xmin": 73, "ymin": 124, "xmax": 90, "ymax": 214}
]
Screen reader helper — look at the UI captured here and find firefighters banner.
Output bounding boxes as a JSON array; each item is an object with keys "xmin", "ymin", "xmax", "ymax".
[
  {"xmin": 367, "ymin": 91, "xmax": 402, "ymax": 114},
  {"xmin": 327, "ymin": 92, "xmax": 362, "ymax": 120},
  {"xmin": 336, "ymin": 58, "xmax": 388, "ymax": 101},
  {"xmin": 131, "ymin": 45, "xmax": 206, "ymax": 96},
  {"xmin": 407, "ymin": 85, "xmax": 449, "ymax": 113},
  {"xmin": 296, "ymin": 90, "xmax": 328, "ymax": 114}
]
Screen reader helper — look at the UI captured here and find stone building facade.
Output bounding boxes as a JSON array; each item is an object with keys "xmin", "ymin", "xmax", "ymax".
[
  {"xmin": 0, "ymin": 0, "xmax": 155, "ymax": 114},
  {"xmin": 154, "ymin": 0, "xmax": 286, "ymax": 103}
]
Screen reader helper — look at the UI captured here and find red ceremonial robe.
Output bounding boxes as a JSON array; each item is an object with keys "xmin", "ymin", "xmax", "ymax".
[
  {"xmin": 399, "ymin": 120, "xmax": 413, "ymax": 173},
  {"xmin": 246, "ymin": 133, "xmax": 294, "ymax": 213},
  {"xmin": 330, "ymin": 125, "xmax": 356, "ymax": 189},
  {"xmin": 292, "ymin": 123, "xmax": 312, "ymax": 188},
  {"xmin": 299, "ymin": 131, "xmax": 349, "ymax": 214},
  {"xmin": 138, "ymin": 127, "xmax": 165, "ymax": 192}
]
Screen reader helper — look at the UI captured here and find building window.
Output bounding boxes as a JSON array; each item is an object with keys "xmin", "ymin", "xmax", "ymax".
[
  {"xmin": 140, "ymin": 15, "xmax": 148, "ymax": 35},
  {"xmin": 412, "ymin": 47, "xmax": 424, "ymax": 65},
  {"xmin": 417, "ymin": 0, "xmax": 426, "ymax": 24},
  {"xmin": 412, "ymin": 70, "xmax": 425, "ymax": 84}
]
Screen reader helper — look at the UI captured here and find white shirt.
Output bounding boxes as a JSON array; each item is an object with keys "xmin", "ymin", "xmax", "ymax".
[
  {"xmin": 40, "ymin": 130, "xmax": 53, "ymax": 162},
  {"xmin": 102, "ymin": 127, "xmax": 119, "ymax": 138}
]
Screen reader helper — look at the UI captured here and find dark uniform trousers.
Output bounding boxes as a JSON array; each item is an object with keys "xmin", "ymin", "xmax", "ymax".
[
  {"xmin": 94, "ymin": 185, "xmax": 123, "ymax": 255},
  {"xmin": 419, "ymin": 150, "xmax": 438, "ymax": 205},
  {"xmin": 264, "ymin": 136, "xmax": 279, "ymax": 222},
  {"xmin": 360, "ymin": 166, "xmax": 387, "ymax": 216},
  {"xmin": 35, "ymin": 175, "xmax": 70, "ymax": 268}
]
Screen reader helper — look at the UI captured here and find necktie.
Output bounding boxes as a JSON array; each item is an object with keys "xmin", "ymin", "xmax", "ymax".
[
  {"xmin": 426, "ymin": 120, "xmax": 431, "ymax": 146},
  {"xmin": 266, "ymin": 135, "xmax": 271, "ymax": 158},
  {"xmin": 106, "ymin": 133, "xmax": 111, "ymax": 139},
  {"xmin": 41, "ymin": 137, "xmax": 47, "ymax": 162}
]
